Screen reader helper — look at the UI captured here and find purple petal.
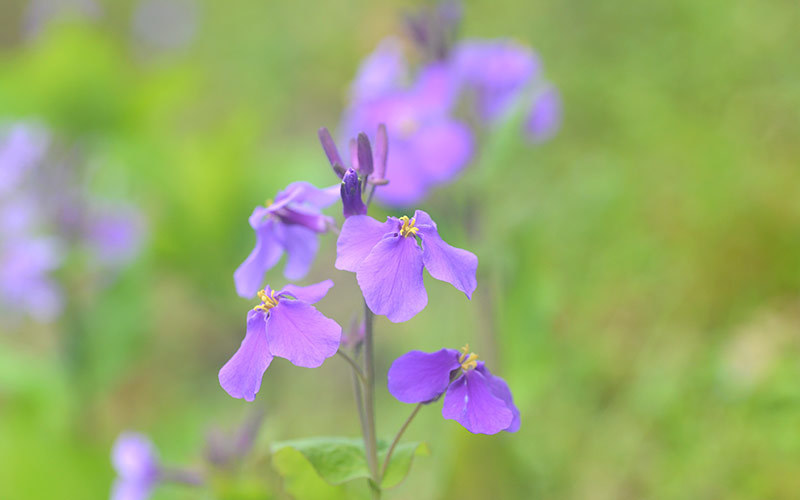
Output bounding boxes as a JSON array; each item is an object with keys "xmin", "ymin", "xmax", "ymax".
[
  {"xmin": 410, "ymin": 120, "xmax": 472, "ymax": 184},
  {"xmin": 415, "ymin": 210, "xmax": 477, "ymax": 298},
  {"xmin": 112, "ymin": 433, "xmax": 159, "ymax": 480},
  {"xmin": 388, "ymin": 349, "xmax": 461, "ymax": 403},
  {"xmin": 373, "ymin": 143, "xmax": 432, "ymax": 206},
  {"xmin": 276, "ymin": 181, "xmax": 340, "ymax": 209},
  {"xmin": 525, "ymin": 85, "xmax": 562, "ymax": 143},
  {"xmin": 442, "ymin": 369, "xmax": 514, "ymax": 435},
  {"xmin": 350, "ymin": 37, "xmax": 407, "ymax": 103},
  {"xmin": 278, "ymin": 224, "xmax": 318, "ymax": 281},
  {"xmin": 219, "ymin": 310, "xmax": 273, "ymax": 402},
  {"xmin": 476, "ymin": 363, "xmax": 520, "ymax": 433},
  {"xmin": 234, "ymin": 213, "xmax": 283, "ymax": 298},
  {"xmin": 278, "ymin": 279, "xmax": 334, "ymax": 304},
  {"xmin": 111, "ymin": 478, "xmax": 154, "ymax": 500},
  {"xmin": 335, "ymin": 215, "xmax": 398, "ymax": 272},
  {"xmin": 266, "ymin": 300, "xmax": 341, "ymax": 368},
  {"xmin": 357, "ymin": 235, "xmax": 427, "ymax": 323}
]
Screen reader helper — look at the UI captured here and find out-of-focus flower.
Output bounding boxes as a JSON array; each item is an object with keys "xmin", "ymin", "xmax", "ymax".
[
  {"xmin": 0, "ymin": 124, "xmax": 48, "ymax": 196},
  {"xmin": 131, "ymin": 0, "xmax": 199, "ymax": 52},
  {"xmin": 343, "ymin": 62, "xmax": 473, "ymax": 206},
  {"xmin": 388, "ymin": 346, "xmax": 520, "ymax": 435},
  {"xmin": 0, "ymin": 236, "xmax": 63, "ymax": 322},
  {"xmin": 336, "ymin": 210, "xmax": 477, "ymax": 322},
  {"xmin": 85, "ymin": 202, "xmax": 147, "ymax": 267},
  {"xmin": 524, "ymin": 85, "xmax": 562, "ymax": 143},
  {"xmin": 233, "ymin": 182, "xmax": 338, "ymax": 298},
  {"xmin": 350, "ymin": 38, "xmax": 408, "ymax": 103},
  {"xmin": 111, "ymin": 433, "xmax": 160, "ymax": 500},
  {"xmin": 451, "ymin": 40, "xmax": 540, "ymax": 122},
  {"xmin": 219, "ymin": 280, "xmax": 341, "ymax": 401}
]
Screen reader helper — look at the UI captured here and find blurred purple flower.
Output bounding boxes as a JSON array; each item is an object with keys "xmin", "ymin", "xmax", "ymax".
[
  {"xmin": 335, "ymin": 210, "xmax": 477, "ymax": 322},
  {"xmin": 0, "ymin": 236, "xmax": 63, "ymax": 322},
  {"xmin": 219, "ymin": 280, "xmax": 341, "ymax": 401},
  {"xmin": 350, "ymin": 38, "xmax": 407, "ymax": 103},
  {"xmin": 234, "ymin": 182, "xmax": 338, "ymax": 298},
  {"xmin": 0, "ymin": 123, "xmax": 48, "ymax": 196},
  {"xmin": 451, "ymin": 39, "xmax": 540, "ymax": 122},
  {"xmin": 111, "ymin": 433, "xmax": 160, "ymax": 500},
  {"xmin": 85, "ymin": 203, "xmax": 146, "ymax": 267},
  {"xmin": 343, "ymin": 61, "xmax": 472, "ymax": 206},
  {"xmin": 525, "ymin": 85, "xmax": 562, "ymax": 143},
  {"xmin": 388, "ymin": 346, "xmax": 520, "ymax": 435}
]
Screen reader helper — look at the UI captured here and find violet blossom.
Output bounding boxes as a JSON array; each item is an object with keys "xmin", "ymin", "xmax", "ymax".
[
  {"xmin": 525, "ymin": 85, "xmax": 563, "ymax": 143},
  {"xmin": 336, "ymin": 210, "xmax": 477, "ymax": 322},
  {"xmin": 388, "ymin": 346, "xmax": 520, "ymax": 435},
  {"xmin": 219, "ymin": 280, "xmax": 342, "ymax": 401},
  {"xmin": 342, "ymin": 51, "xmax": 473, "ymax": 206},
  {"xmin": 233, "ymin": 182, "xmax": 338, "ymax": 298},
  {"xmin": 111, "ymin": 433, "xmax": 161, "ymax": 500}
]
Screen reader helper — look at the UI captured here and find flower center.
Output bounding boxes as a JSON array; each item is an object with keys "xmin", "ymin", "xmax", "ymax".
[
  {"xmin": 254, "ymin": 288, "xmax": 280, "ymax": 312},
  {"xmin": 398, "ymin": 216, "xmax": 419, "ymax": 238},
  {"xmin": 459, "ymin": 344, "xmax": 478, "ymax": 371},
  {"xmin": 398, "ymin": 117, "xmax": 419, "ymax": 138}
]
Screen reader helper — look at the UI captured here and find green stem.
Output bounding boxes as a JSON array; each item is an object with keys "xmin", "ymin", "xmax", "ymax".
[
  {"xmin": 362, "ymin": 303, "xmax": 381, "ymax": 498},
  {"xmin": 337, "ymin": 350, "xmax": 366, "ymax": 383},
  {"xmin": 379, "ymin": 402, "xmax": 424, "ymax": 483}
]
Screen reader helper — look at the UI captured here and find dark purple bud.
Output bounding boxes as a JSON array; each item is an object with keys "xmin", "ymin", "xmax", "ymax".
[
  {"xmin": 374, "ymin": 124, "xmax": 388, "ymax": 180},
  {"xmin": 356, "ymin": 133, "xmax": 374, "ymax": 177},
  {"xmin": 341, "ymin": 168, "xmax": 367, "ymax": 218},
  {"xmin": 318, "ymin": 127, "xmax": 345, "ymax": 178}
]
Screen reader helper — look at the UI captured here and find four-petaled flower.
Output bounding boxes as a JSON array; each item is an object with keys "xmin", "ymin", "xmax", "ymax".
[
  {"xmin": 388, "ymin": 345, "xmax": 520, "ymax": 435},
  {"xmin": 111, "ymin": 432, "xmax": 160, "ymax": 500},
  {"xmin": 219, "ymin": 280, "xmax": 342, "ymax": 401},
  {"xmin": 336, "ymin": 210, "xmax": 477, "ymax": 322},
  {"xmin": 234, "ymin": 182, "xmax": 338, "ymax": 298}
]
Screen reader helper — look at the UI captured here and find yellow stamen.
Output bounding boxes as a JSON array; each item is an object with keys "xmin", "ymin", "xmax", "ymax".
[
  {"xmin": 398, "ymin": 216, "xmax": 419, "ymax": 238},
  {"xmin": 254, "ymin": 289, "xmax": 280, "ymax": 312},
  {"xmin": 265, "ymin": 198, "xmax": 274, "ymax": 207},
  {"xmin": 461, "ymin": 353, "xmax": 479, "ymax": 371},
  {"xmin": 458, "ymin": 344, "xmax": 470, "ymax": 363}
]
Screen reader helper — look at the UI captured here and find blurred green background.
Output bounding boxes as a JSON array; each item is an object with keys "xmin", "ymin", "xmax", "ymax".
[{"xmin": 2, "ymin": 0, "xmax": 800, "ymax": 498}]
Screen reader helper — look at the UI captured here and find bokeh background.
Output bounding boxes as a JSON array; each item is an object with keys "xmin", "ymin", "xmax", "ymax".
[{"xmin": 2, "ymin": 0, "xmax": 800, "ymax": 498}]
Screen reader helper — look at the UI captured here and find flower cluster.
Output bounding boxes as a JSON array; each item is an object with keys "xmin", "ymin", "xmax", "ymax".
[
  {"xmin": 0, "ymin": 121, "xmax": 145, "ymax": 323},
  {"xmin": 340, "ymin": 3, "xmax": 561, "ymax": 206}
]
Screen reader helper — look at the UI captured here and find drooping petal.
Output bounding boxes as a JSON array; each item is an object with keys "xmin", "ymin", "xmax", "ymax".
[
  {"xmin": 442, "ymin": 369, "xmax": 514, "ymax": 435},
  {"xmin": 414, "ymin": 210, "xmax": 477, "ymax": 299},
  {"xmin": 219, "ymin": 310, "xmax": 273, "ymax": 402},
  {"xmin": 388, "ymin": 349, "xmax": 461, "ymax": 403},
  {"xmin": 279, "ymin": 279, "xmax": 334, "ymax": 304},
  {"xmin": 265, "ymin": 300, "xmax": 341, "ymax": 368},
  {"xmin": 356, "ymin": 132, "xmax": 374, "ymax": 177},
  {"xmin": 357, "ymin": 234, "xmax": 427, "ymax": 322},
  {"xmin": 335, "ymin": 215, "xmax": 398, "ymax": 272},
  {"xmin": 374, "ymin": 123, "xmax": 389, "ymax": 180},
  {"xmin": 476, "ymin": 363, "xmax": 520, "ymax": 433},
  {"xmin": 272, "ymin": 203, "xmax": 334, "ymax": 233},
  {"xmin": 318, "ymin": 127, "xmax": 345, "ymax": 174},
  {"xmin": 234, "ymin": 212, "xmax": 283, "ymax": 298},
  {"xmin": 278, "ymin": 224, "xmax": 319, "ymax": 281}
]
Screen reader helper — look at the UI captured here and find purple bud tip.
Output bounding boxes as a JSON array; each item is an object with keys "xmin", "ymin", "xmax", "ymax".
[
  {"xmin": 341, "ymin": 168, "xmax": 367, "ymax": 218},
  {"xmin": 356, "ymin": 133, "xmax": 374, "ymax": 177},
  {"xmin": 318, "ymin": 127, "xmax": 345, "ymax": 178}
]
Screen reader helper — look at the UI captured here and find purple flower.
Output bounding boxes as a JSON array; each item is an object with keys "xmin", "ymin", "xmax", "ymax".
[
  {"xmin": 349, "ymin": 38, "xmax": 407, "ymax": 103},
  {"xmin": 0, "ymin": 236, "xmax": 63, "ymax": 322},
  {"xmin": 525, "ymin": 85, "xmax": 562, "ymax": 143},
  {"xmin": 234, "ymin": 182, "xmax": 338, "ymax": 298},
  {"xmin": 219, "ymin": 280, "xmax": 342, "ymax": 401},
  {"xmin": 111, "ymin": 433, "xmax": 160, "ymax": 500},
  {"xmin": 0, "ymin": 123, "xmax": 48, "ymax": 196},
  {"xmin": 85, "ymin": 202, "xmax": 146, "ymax": 267},
  {"xmin": 335, "ymin": 210, "xmax": 477, "ymax": 322},
  {"xmin": 343, "ymin": 51, "xmax": 473, "ymax": 206},
  {"xmin": 388, "ymin": 346, "xmax": 520, "ymax": 435},
  {"xmin": 451, "ymin": 39, "xmax": 540, "ymax": 122}
]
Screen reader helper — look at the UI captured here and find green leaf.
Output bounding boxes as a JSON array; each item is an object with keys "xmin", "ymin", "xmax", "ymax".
[{"xmin": 271, "ymin": 437, "xmax": 429, "ymax": 490}]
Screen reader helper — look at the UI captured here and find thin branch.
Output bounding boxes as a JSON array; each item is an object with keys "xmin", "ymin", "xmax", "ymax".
[
  {"xmin": 337, "ymin": 350, "xmax": 365, "ymax": 383},
  {"xmin": 378, "ymin": 403, "xmax": 424, "ymax": 483}
]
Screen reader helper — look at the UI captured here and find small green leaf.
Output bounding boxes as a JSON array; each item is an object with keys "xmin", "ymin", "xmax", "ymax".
[{"xmin": 270, "ymin": 437, "xmax": 429, "ymax": 490}]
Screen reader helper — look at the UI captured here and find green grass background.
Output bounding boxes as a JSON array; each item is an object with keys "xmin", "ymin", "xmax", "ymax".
[{"xmin": 1, "ymin": 0, "xmax": 800, "ymax": 498}]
